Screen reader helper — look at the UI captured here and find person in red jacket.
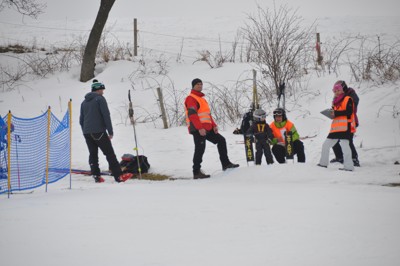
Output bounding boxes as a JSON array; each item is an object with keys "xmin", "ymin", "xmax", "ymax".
[{"xmin": 185, "ymin": 78, "xmax": 239, "ymax": 179}]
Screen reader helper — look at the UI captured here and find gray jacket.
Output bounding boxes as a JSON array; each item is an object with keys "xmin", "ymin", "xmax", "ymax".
[{"xmin": 79, "ymin": 92, "xmax": 113, "ymax": 136}]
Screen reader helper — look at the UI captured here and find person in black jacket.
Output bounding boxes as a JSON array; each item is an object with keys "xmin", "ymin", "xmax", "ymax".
[
  {"xmin": 80, "ymin": 80, "xmax": 133, "ymax": 183},
  {"xmin": 240, "ymin": 104, "xmax": 256, "ymax": 134},
  {"xmin": 329, "ymin": 80, "xmax": 360, "ymax": 166},
  {"xmin": 246, "ymin": 109, "xmax": 274, "ymax": 165}
]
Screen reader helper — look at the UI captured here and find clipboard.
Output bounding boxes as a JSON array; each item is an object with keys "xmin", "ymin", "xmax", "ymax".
[{"xmin": 320, "ymin": 108, "xmax": 333, "ymax": 119}]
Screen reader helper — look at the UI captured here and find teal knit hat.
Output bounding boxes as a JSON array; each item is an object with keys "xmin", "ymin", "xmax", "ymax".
[{"xmin": 91, "ymin": 79, "xmax": 105, "ymax": 91}]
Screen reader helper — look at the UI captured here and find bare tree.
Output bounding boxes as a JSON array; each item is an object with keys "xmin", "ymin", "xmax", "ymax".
[
  {"xmin": 321, "ymin": 35, "xmax": 359, "ymax": 75},
  {"xmin": 80, "ymin": 0, "xmax": 115, "ymax": 82},
  {"xmin": 243, "ymin": 4, "xmax": 314, "ymax": 98},
  {"xmin": 0, "ymin": 0, "xmax": 46, "ymax": 18}
]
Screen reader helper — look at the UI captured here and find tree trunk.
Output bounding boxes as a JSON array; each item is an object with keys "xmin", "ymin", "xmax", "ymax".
[{"xmin": 80, "ymin": 0, "xmax": 115, "ymax": 82}]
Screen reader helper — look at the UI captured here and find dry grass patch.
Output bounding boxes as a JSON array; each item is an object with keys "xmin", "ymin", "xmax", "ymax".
[{"xmin": 136, "ymin": 173, "xmax": 171, "ymax": 181}]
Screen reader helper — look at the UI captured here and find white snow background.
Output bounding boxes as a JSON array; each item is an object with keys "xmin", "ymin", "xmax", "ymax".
[{"xmin": 1, "ymin": 1, "xmax": 400, "ymax": 266}]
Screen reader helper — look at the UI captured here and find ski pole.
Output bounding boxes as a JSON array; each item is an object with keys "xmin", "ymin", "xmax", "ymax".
[{"xmin": 128, "ymin": 90, "xmax": 142, "ymax": 179}]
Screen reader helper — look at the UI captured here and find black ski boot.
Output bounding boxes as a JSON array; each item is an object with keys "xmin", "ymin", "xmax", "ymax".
[
  {"xmin": 222, "ymin": 162, "xmax": 240, "ymax": 171},
  {"xmin": 330, "ymin": 158, "xmax": 344, "ymax": 163},
  {"xmin": 193, "ymin": 170, "xmax": 210, "ymax": 179}
]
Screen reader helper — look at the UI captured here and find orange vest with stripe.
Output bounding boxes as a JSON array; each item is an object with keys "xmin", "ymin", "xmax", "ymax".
[
  {"xmin": 185, "ymin": 93, "xmax": 212, "ymax": 128},
  {"xmin": 330, "ymin": 96, "xmax": 356, "ymax": 133},
  {"xmin": 270, "ymin": 120, "xmax": 294, "ymax": 144}
]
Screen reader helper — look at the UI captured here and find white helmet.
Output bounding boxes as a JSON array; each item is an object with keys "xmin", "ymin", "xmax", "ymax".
[{"xmin": 253, "ymin": 109, "xmax": 267, "ymax": 121}]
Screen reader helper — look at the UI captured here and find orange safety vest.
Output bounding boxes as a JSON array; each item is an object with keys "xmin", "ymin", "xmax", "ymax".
[
  {"xmin": 270, "ymin": 120, "xmax": 294, "ymax": 144},
  {"xmin": 185, "ymin": 93, "xmax": 212, "ymax": 127},
  {"xmin": 330, "ymin": 96, "xmax": 356, "ymax": 133}
]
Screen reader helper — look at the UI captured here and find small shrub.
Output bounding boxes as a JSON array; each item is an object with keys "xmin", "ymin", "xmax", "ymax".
[{"xmin": 0, "ymin": 44, "xmax": 33, "ymax": 54}]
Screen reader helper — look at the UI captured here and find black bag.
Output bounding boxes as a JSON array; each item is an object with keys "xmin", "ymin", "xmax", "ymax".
[
  {"xmin": 240, "ymin": 111, "xmax": 253, "ymax": 134},
  {"xmin": 120, "ymin": 154, "xmax": 150, "ymax": 174}
]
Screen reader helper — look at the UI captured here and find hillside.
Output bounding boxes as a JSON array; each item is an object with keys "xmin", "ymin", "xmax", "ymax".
[{"xmin": 1, "ymin": 14, "xmax": 400, "ymax": 266}]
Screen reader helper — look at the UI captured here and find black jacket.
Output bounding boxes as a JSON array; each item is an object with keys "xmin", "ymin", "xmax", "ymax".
[
  {"xmin": 79, "ymin": 92, "xmax": 113, "ymax": 135},
  {"xmin": 246, "ymin": 120, "xmax": 274, "ymax": 141},
  {"xmin": 346, "ymin": 87, "xmax": 359, "ymax": 126},
  {"xmin": 240, "ymin": 111, "xmax": 253, "ymax": 134}
]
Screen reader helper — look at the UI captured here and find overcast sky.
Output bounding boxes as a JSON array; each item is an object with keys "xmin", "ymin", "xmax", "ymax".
[{"xmin": 2, "ymin": 0, "xmax": 400, "ymax": 22}]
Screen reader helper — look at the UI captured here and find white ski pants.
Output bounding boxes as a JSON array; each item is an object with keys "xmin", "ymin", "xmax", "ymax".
[{"xmin": 319, "ymin": 138, "xmax": 354, "ymax": 171}]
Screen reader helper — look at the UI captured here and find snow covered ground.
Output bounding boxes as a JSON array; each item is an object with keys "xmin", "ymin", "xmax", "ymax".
[{"xmin": 1, "ymin": 2, "xmax": 400, "ymax": 266}]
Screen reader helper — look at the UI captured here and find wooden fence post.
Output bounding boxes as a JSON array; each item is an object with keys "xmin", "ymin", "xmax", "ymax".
[
  {"xmin": 133, "ymin": 18, "xmax": 138, "ymax": 56},
  {"xmin": 157, "ymin": 87, "xmax": 168, "ymax": 129},
  {"xmin": 316, "ymin": 33, "xmax": 323, "ymax": 65}
]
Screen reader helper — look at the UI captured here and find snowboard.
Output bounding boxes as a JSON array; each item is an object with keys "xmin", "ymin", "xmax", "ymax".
[
  {"xmin": 244, "ymin": 134, "xmax": 254, "ymax": 162},
  {"xmin": 284, "ymin": 131, "xmax": 294, "ymax": 160}
]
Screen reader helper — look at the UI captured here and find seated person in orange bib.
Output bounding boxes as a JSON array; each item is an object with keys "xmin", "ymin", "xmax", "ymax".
[
  {"xmin": 269, "ymin": 108, "xmax": 306, "ymax": 163},
  {"xmin": 184, "ymin": 78, "xmax": 239, "ymax": 179}
]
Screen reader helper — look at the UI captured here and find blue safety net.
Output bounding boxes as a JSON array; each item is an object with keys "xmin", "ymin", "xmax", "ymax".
[{"xmin": 0, "ymin": 110, "xmax": 70, "ymax": 194}]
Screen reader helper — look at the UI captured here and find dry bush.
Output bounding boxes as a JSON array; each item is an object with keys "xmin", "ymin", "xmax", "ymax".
[
  {"xmin": 347, "ymin": 36, "xmax": 400, "ymax": 84},
  {"xmin": 0, "ymin": 63, "xmax": 28, "ymax": 92},
  {"xmin": 0, "ymin": 32, "xmax": 136, "ymax": 91},
  {"xmin": 127, "ymin": 73, "xmax": 183, "ymax": 127},
  {"xmin": 205, "ymin": 82, "xmax": 250, "ymax": 127},
  {"xmin": 243, "ymin": 4, "xmax": 315, "ymax": 102},
  {"xmin": 194, "ymin": 49, "xmax": 231, "ymax": 69},
  {"xmin": 162, "ymin": 81, "xmax": 187, "ymax": 127},
  {"xmin": 318, "ymin": 34, "xmax": 359, "ymax": 76},
  {"xmin": 129, "ymin": 49, "xmax": 170, "ymax": 78},
  {"xmin": 0, "ymin": 44, "xmax": 33, "ymax": 54},
  {"xmin": 97, "ymin": 32, "xmax": 133, "ymax": 63}
]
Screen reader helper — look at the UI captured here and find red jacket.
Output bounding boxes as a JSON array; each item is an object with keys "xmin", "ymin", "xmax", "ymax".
[{"xmin": 184, "ymin": 89, "xmax": 216, "ymax": 133}]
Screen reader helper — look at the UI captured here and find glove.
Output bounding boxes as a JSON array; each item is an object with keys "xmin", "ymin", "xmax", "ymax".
[
  {"xmin": 270, "ymin": 138, "xmax": 278, "ymax": 145},
  {"xmin": 233, "ymin": 128, "xmax": 241, "ymax": 134},
  {"xmin": 245, "ymin": 134, "xmax": 254, "ymax": 143}
]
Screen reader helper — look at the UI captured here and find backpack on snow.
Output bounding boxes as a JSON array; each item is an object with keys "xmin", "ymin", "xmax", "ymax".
[{"xmin": 119, "ymin": 154, "xmax": 150, "ymax": 174}]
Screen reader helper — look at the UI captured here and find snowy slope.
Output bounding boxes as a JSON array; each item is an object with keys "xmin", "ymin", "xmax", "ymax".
[{"xmin": 1, "ymin": 12, "xmax": 400, "ymax": 266}]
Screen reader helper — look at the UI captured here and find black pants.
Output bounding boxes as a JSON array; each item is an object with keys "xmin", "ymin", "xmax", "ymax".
[
  {"xmin": 272, "ymin": 140, "xmax": 305, "ymax": 163},
  {"xmin": 255, "ymin": 139, "xmax": 274, "ymax": 164},
  {"xmin": 84, "ymin": 133, "xmax": 122, "ymax": 180},
  {"xmin": 332, "ymin": 133, "xmax": 358, "ymax": 160},
  {"xmin": 192, "ymin": 130, "xmax": 230, "ymax": 172}
]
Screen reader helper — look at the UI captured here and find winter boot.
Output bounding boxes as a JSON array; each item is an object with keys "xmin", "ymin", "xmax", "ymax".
[
  {"xmin": 116, "ymin": 173, "xmax": 134, "ymax": 182},
  {"xmin": 193, "ymin": 170, "xmax": 210, "ymax": 179},
  {"xmin": 330, "ymin": 158, "xmax": 344, "ymax": 163},
  {"xmin": 93, "ymin": 175, "xmax": 105, "ymax": 183},
  {"xmin": 222, "ymin": 162, "xmax": 240, "ymax": 171},
  {"xmin": 353, "ymin": 158, "xmax": 360, "ymax": 167}
]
